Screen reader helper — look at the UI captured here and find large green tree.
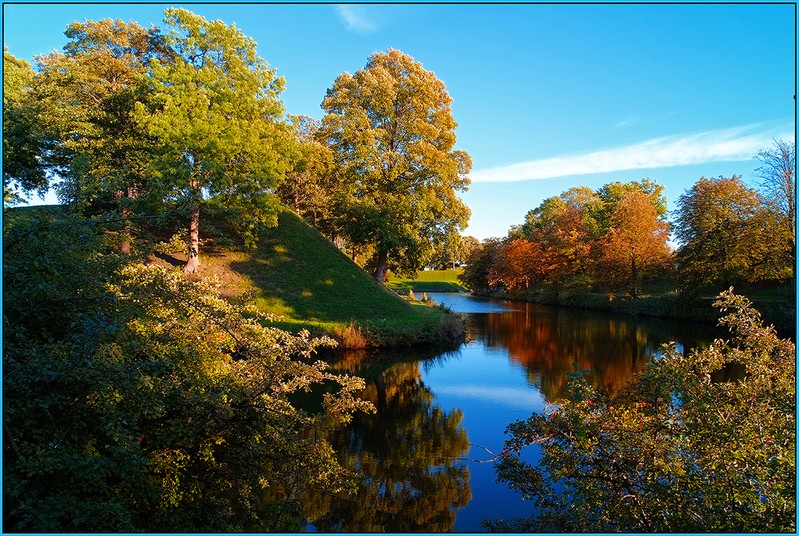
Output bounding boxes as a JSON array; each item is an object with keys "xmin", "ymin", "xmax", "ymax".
[
  {"xmin": 136, "ymin": 8, "xmax": 293, "ymax": 272},
  {"xmin": 320, "ymin": 49, "xmax": 471, "ymax": 283},
  {"xmin": 488, "ymin": 291, "xmax": 795, "ymax": 532}
]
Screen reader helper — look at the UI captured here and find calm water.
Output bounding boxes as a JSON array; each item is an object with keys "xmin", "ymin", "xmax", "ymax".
[{"xmin": 305, "ymin": 293, "xmax": 727, "ymax": 532}]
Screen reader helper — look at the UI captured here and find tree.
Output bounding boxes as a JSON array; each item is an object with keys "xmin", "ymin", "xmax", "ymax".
[
  {"xmin": 3, "ymin": 48, "xmax": 50, "ymax": 204},
  {"xmin": 458, "ymin": 238, "xmax": 502, "ymax": 292},
  {"xmin": 489, "ymin": 238, "xmax": 546, "ymax": 291},
  {"xmin": 521, "ymin": 187, "xmax": 600, "ymax": 284},
  {"xmin": 3, "ymin": 210, "xmax": 373, "ymax": 531},
  {"xmin": 593, "ymin": 178, "xmax": 667, "ymax": 234},
  {"xmin": 673, "ymin": 176, "xmax": 778, "ymax": 288},
  {"xmin": 320, "ymin": 49, "xmax": 471, "ymax": 283},
  {"xmin": 755, "ymin": 139, "xmax": 795, "ymax": 279},
  {"xmin": 594, "ymin": 190, "xmax": 671, "ymax": 297},
  {"xmin": 275, "ymin": 115, "xmax": 338, "ymax": 239},
  {"xmin": 488, "ymin": 290, "xmax": 795, "ymax": 532},
  {"xmin": 30, "ymin": 19, "xmax": 168, "ymax": 252},
  {"xmin": 136, "ymin": 8, "xmax": 293, "ymax": 272}
]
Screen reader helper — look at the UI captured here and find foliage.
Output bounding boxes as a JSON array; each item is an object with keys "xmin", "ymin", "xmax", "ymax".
[
  {"xmin": 674, "ymin": 176, "xmax": 785, "ymax": 288},
  {"xmin": 136, "ymin": 8, "xmax": 293, "ymax": 271},
  {"xmin": 275, "ymin": 115, "xmax": 338, "ymax": 239},
  {"xmin": 320, "ymin": 48, "xmax": 471, "ymax": 282},
  {"xmin": 3, "ymin": 48, "xmax": 50, "ymax": 204},
  {"xmin": 32, "ymin": 19, "xmax": 166, "ymax": 208},
  {"xmin": 594, "ymin": 190, "xmax": 671, "ymax": 297},
  {"xmin": 489, "ymin": 239, "xmax": 546, "ymax": 292},
  {"xmin": 487, "ymin": 290, "xmax": 795, "ymax": 532},
  {"xmin": 458, "ymin": 238, "xmax": 503, "ymax": 292},
  {"xmin": 3, "ymin": 211, "xmax": 373, "ymax": 532},
  {"xmin": 521, "ymin": 186, "xmax": 600, "ymax": 283}
]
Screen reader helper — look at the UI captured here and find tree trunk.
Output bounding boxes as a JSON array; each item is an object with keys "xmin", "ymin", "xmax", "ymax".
[
  {"xmin": 185, "ymin": 202, "xmax": 200, "ymax": 273},
  {"xmin": 373, "ymin": 251, "xmax": 388, "ymax": 283},
  {"xmin": 120, "ymin": 206, "xmax": 132, "ymax": 256}
]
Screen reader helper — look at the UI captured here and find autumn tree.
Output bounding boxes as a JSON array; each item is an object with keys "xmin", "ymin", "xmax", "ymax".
[
  {"xmin": 673, "ymin": 176, "xmax": 776, "ymax": 289},
  {"xmin": 489, "ymin": 238, "xmax": 547, "ymax": 291},
  {"xmin": 488, "ymin": 291, "xmax": 795, "ymax": 532},
  {"xmin": 594, "ymin": 190, "xmax": 671, "ymax": 297},
  {"xmin": 593, "ymin": 178, "xmax": 667, "ymax": 234},
  {"xmin": 521, "ymin": 187, "xmax": 601, "ymax": 284},
  {"xmin": 136, "ymin": 8, "xmax": 293, "ymax": 272},
  {"xmin": 320, "ymin": 49, "xmax": 471, "ymax": 283}
]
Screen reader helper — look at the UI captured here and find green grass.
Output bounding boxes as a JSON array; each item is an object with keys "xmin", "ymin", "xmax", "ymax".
[
  {"xmin": 386, "ymin": 269, "xmax": 467, "ymax": 293},
  {"xmin": 191, "ymin": 209, "xmax": 462, "ymax": 347}
]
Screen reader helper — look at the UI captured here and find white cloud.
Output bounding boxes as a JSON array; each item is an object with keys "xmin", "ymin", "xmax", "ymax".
[
  {"xmin": 335, "ymin": 5, "xmax": 379, "ymax": 34},
  {"xmin": 470, "ymin": 123, "xmax": 794, "ymax": 183}
]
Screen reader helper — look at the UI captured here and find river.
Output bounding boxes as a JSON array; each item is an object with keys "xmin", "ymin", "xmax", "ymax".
[{"xmin": 305, "ymin": 292, "xmax": 728, "ymax": 532}]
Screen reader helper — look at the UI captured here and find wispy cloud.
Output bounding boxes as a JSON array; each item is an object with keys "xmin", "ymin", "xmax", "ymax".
[
  {"xmin": 335, "ymin": 5, "xmax": 379, "ymax": 34},
  {"xmin": 470, "ymin": 123, "xmax": 793, "ymax": 183}
]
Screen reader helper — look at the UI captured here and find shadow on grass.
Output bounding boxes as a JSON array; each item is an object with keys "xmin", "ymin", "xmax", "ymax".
[{"xmin": 228, "ymin": 210, "xmax": 412, "ymax": 324}]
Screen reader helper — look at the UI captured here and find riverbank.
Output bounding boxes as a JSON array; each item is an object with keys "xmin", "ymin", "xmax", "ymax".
[{"xmin": 473, "ymin": 282, "xmax": 795, "ymax": 336}]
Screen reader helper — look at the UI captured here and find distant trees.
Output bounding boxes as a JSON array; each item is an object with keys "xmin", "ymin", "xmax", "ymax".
[
  {"xmin": 320, "ymin": 49, "xmax": 471, "ymax": 283},
  {"xmin": 595, "ymin": 190, "xmax": 671, "ymax": 297},
  {"xmin": 460, "ymin": 152, "xmax": 794, "ymax": 298},
  {"xmin": 461, "ymin": 180, "xmax": 671, "ymax": 297}
]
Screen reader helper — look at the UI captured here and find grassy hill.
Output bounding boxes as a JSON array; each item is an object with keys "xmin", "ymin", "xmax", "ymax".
[
  {"xmin": 158, "ymin": 208, "xmax": 463, "ymax": 348},
  {"xmin": 386, "ymin": 268, "xmax": 467, "ymax": 293}
]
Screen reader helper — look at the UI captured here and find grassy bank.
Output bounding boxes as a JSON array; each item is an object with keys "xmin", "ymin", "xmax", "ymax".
[
  {"xmin": 386, "ymin": 268, "xmax": 467, "ymax": 293},
  {"xmin": 152, "ymin": 209, "xmax": 464, "ymax": 348},
  {"xmin": 475, "ymin": 279, "xmax": 795, "ymax": 336}
]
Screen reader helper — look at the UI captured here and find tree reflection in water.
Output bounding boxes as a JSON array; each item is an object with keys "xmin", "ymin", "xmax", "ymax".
[
  {"xmin": 303, "ymin": 350, "xmax": 472, "ymax": 532},
  {"xmin": 469, "ymin": 301, "xmax": 726, "ymax": 401}
]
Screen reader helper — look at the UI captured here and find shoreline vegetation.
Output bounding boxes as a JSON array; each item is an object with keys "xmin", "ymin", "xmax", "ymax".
[{"xmin": 388, "ymin": 266, "xmax": 794, "ymax": 336}]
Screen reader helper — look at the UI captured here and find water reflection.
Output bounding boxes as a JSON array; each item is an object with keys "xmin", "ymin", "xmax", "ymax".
[
  {"xmin": 302, "ymin": 294, "xmax": 729, "ymax": 531},
  {"xmin": 444, "ymin": 296, "xmax": 726, "ymax": 401},
  {"xmin": 304, "ymin": 350, "xmax": 471, "ymax": 532}
]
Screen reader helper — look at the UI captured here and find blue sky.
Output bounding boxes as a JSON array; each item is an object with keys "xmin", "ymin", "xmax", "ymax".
[{"xmin": 3, "ymin": 3, "xmax": 796, "ymax": 239}]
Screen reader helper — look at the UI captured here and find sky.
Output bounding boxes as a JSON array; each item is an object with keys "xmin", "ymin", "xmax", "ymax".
[{"xmin": 3, "ymin": 2, "xmax": 796, "ymax": 240}]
